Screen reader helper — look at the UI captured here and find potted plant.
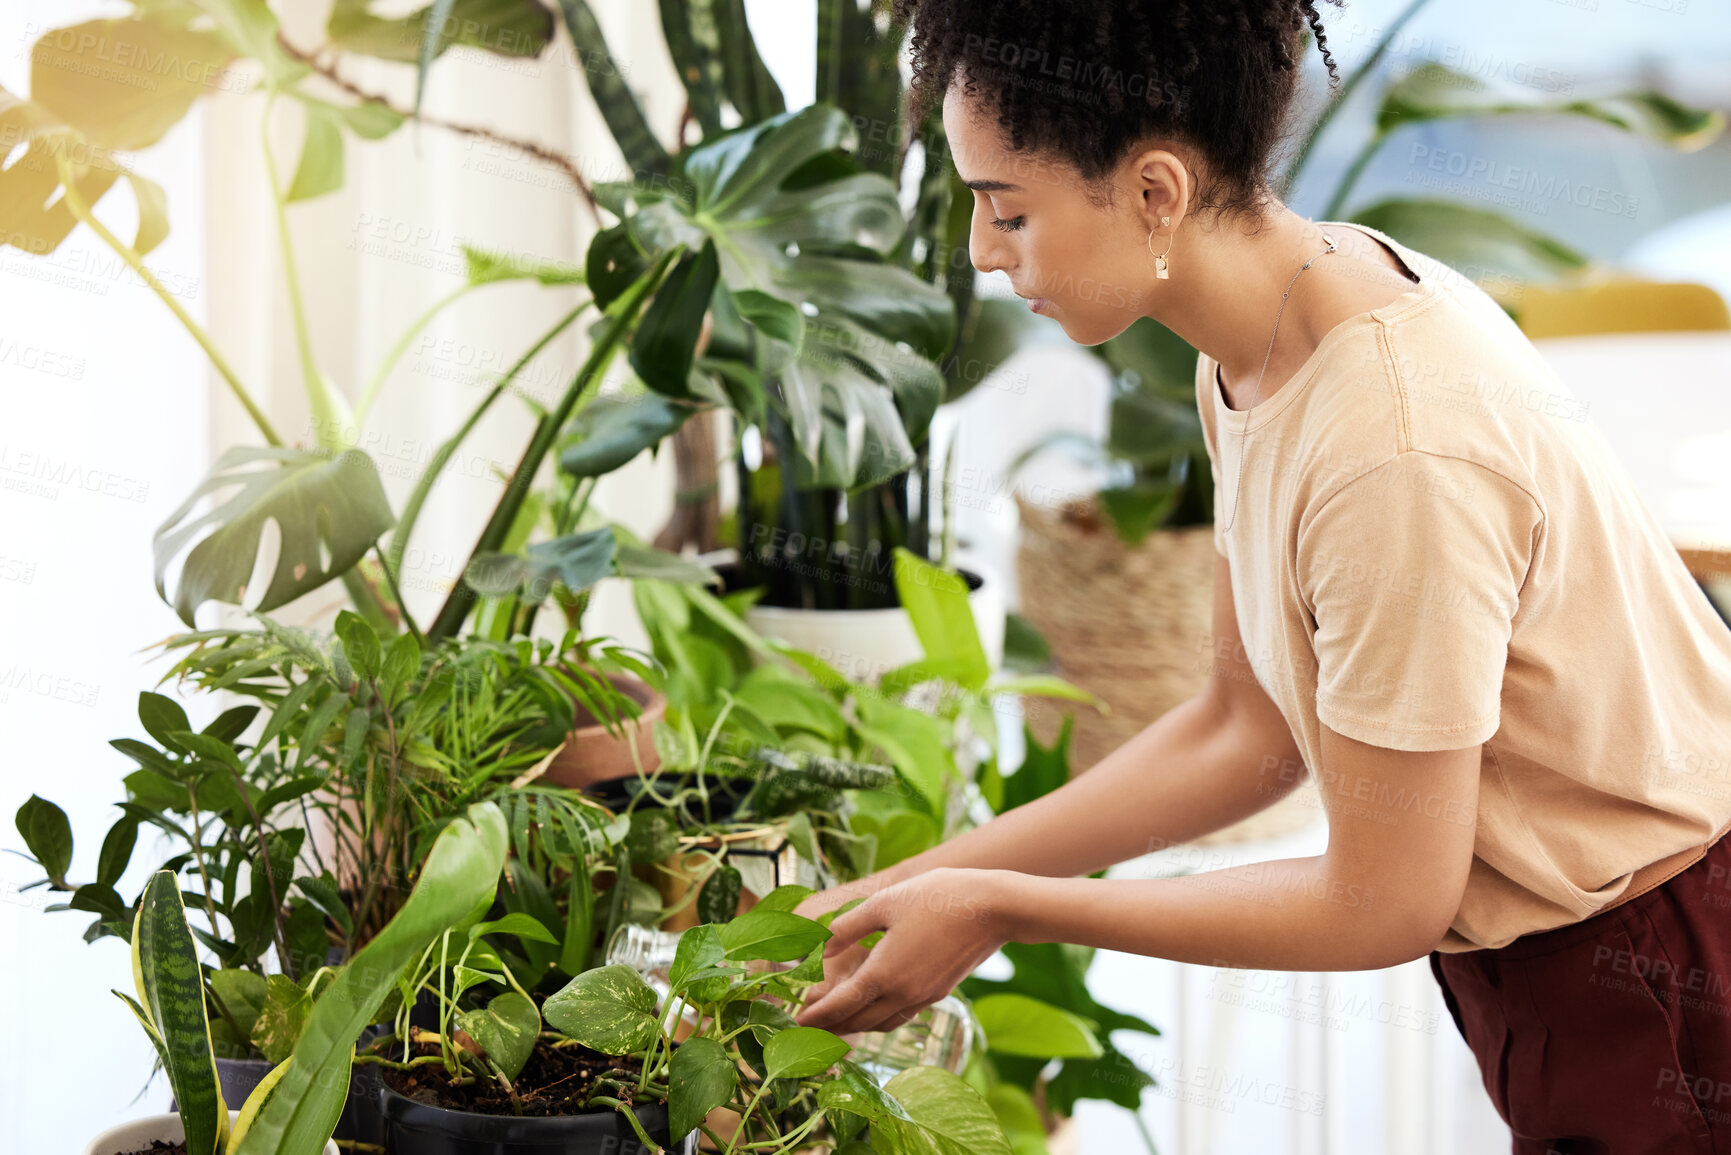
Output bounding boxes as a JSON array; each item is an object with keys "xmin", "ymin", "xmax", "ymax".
[{"xmin": 83, "ymin": 798, "xmax": 507, "ymax": 1155}]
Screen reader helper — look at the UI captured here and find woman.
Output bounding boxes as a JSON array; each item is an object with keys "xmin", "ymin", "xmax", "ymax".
[{"xmin": 791, "ymin": 2, "xmax": 1731, "ymax": 1151}]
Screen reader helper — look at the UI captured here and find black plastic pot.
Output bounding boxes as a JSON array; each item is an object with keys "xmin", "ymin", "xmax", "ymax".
[
  {"xmin": 378, "ymin": 1083, "xmax": 698, "ymax": 1154},
  {"xmin": 582, "ymin": 768, "xmax": 752, "ymax": 825}
]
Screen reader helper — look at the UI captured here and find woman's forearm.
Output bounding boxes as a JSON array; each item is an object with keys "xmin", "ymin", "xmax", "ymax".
[
  {"xmin": 874, "ymin": 691, "xmax": 1306, "ymax": 888},
  {"xmin": 987, "ymin": 853, "xmax": 1434, "ymax": 972}
]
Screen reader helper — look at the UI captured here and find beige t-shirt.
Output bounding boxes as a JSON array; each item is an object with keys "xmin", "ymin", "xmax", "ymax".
[{"xmin": 1196, "ymin": 219, "xmax": 1731, "ymax": 952}]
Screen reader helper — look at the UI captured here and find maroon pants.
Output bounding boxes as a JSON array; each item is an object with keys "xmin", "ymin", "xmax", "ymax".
[{"xmin": 1430, "ymin": 832, "xmax": 1731, "ymax": 1154}]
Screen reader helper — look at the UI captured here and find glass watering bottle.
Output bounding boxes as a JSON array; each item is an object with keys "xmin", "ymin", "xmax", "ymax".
[{"xmin": 605, "ymin": 924, "xmax": 973, "ymax": 1085}]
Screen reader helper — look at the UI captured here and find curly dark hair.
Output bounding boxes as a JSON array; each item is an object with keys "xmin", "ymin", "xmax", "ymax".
[{"xmin": 891, "ymin": 0, "xmax": 1346, "ymax": 227}]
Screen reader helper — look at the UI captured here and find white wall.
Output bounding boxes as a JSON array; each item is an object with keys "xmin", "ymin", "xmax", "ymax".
[{"xmin": 0, "ymin": 2, "xmax": 215, "ymax": 1147}]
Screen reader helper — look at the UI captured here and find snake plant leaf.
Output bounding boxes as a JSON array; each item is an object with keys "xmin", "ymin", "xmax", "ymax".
[
  {"xmin": 455, "ymin": 991, "xmax": 540, "ymax": 1081},
  {"xmin": 224, "ymin": 1055, "xmax": 292, "ymax": 1155},
  {"xmin": 130, "ymin": 870, "xmax": 229, "ymax": 1155},
  {"xmin": 153, "ymin": 445, "xmax": 397, "ymax": 628},
  {"xmin": 329, "ymin": 0, "xmax": 553, "ymax": 63},
  {"xmin": 1377, "ymin": 62, "xmax": 1725, "ymax": 151},
  {"xmin": 236, "ymin": 801, "xmax": 508, "ymax": 1155},
  {"xmin": 543, "ymin": 963, "xmax": 662, "ymax": 1054},
  {"xmin": 658, "ymin": 0, "xmax": 725, "ymax": 137},
  {"xmin": 712, "ymin": 0, "xmax": 784, "ymax": 123},
  {"xmin": 1349, "ymin": 198, "xmax": 1590, "ymax": 288},
  {"xmin": 554, "ymin": 0, "xmax": 671, "ymax": 176},
  {"xmin": 464, "ymin": 527, "xmax": 616, "ymax": 600},
  {"xmin": 30, "ymin": 18, "xmax": 235, "ymax": 151}
]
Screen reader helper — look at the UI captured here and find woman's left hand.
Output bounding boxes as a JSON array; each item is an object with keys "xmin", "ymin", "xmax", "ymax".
[{"xmin": 794, "ymin": 867, "xmax": 1013, "ymax": 1035}]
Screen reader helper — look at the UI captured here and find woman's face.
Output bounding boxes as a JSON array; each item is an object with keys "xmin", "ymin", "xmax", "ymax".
[{"xmin": 940, "ymin": 84, "xmax": 1163, "ymax": 346}]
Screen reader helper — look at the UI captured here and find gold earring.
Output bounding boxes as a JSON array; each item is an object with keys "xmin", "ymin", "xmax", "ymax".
[{"xmin": 1148, "ymin": 220, "xmax": 1176, "ymax": 279}]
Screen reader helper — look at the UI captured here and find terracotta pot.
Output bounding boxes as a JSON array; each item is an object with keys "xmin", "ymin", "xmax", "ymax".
[{"xmin": 536, "ymin": 669, "xmax": 667, "ymax": 790}]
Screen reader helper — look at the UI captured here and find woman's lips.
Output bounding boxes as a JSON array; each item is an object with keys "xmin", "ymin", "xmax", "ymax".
[{"xmin": 1024, "ymin": 296, "xmax": 1051, "ymax": 314}]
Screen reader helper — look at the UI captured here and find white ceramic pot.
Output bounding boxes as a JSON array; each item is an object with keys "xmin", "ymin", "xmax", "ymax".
[
  {"xmin": 742, "ymin": 557, "xmax": 1007, "ymax": 685},
  {"xmin": 84, "ymin": 1111, "xmax": 339, "ymax": 1155}
]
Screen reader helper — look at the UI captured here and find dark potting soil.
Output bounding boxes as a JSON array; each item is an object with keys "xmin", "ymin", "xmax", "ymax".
[
  {"xmin": 114, "ymin": 1144, "xmax": 188, "ymax": 1155},
  {"xmin": 380, "ymin": 1037, "xmax": 651, "ymax": 1117}
]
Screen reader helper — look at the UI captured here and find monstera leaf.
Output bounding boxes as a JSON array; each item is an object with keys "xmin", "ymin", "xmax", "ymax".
[
  {"xmin": 0, "ymin": 85, "xmax": 168, "ymax": 257},
  {"xmin": 604, "ymin": 103, "xmax": 955, "ymax": 489},
  {"xmin": 154, "ymin": 446, "xmax": 397, "ymax": 627}
]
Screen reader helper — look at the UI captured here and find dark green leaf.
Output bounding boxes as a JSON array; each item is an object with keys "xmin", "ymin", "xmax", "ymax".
[
  {"xmin": 457, "ymin": 991, "xmax": 540, "ymax": 1081},
  {"xmin": 668, "ymin": 1034, "xmax": 736, "ymax": 1139},
  {"xmin": 717, "ymin": 909, "xmax": 829, "ymax": 962},
  {"xmin": 15, "ymin": 795, "xmax": 71, "ymax": 886},
  {"xmin": 630, "ymin": 240, "xmax": 720, "ymax": 398}
]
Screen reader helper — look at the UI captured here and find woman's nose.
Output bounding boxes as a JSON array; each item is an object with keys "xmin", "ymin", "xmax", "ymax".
[{"xmin": 969, "ymin": 223, "xmax": 1007, "ymax": 275}]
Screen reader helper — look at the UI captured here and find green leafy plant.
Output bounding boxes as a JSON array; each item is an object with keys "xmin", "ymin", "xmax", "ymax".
[
  {"xmin": 108, "ymin": 799, "xmax": 506, "ymax": 1155},
  {"xmin": 538, "ymin": 892, "xmax": 1014, "ymax": 1154}
]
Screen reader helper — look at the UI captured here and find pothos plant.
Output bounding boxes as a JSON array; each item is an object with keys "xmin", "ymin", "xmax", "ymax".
[{"xmin": 363, "ymin": 881, "xmax": 1013, "ymax": 1154}]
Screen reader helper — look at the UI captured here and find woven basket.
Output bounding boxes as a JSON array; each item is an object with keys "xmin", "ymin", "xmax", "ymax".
[{"xmin": 1014, "ymin": 491, "xmax": 1320, "ymax": 847}]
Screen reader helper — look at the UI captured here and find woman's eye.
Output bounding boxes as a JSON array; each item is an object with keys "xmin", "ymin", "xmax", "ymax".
[{"xmin": 990, "ymin": 215, "xmax": 1025, "ymax": 233}]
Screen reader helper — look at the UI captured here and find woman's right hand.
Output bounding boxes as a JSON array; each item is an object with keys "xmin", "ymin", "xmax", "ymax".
[{"xmin": 792, "ymin": 871, "xmax": 906, "ymax": 1007}]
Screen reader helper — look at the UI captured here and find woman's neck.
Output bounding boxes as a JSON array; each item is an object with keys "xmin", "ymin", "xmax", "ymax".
[{"xmin": 1152, "ymin": 205, "xmax": 1414, "ymax": 407}]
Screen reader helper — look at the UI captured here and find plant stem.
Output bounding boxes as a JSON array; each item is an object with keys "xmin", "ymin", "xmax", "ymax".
[
  {"xmin": 355, "ymin": 283, "xmax": 477, "ymax": 425},
  {"xmin": 260, "ymin": 94, "xmax": 343, "ymax": 449},
  {"xmin": 588, "ymin": 1097, "xmax": 662, "ymax": 1153},
  {"xmin": 53, "ymin": 157, "xmax": 280, "ymax": 446},
  {"xmin": 426, "ymin": 253, "xmax": 678, "ymax": 643},
  {"xmin": 1277, "ymin": 0, "xmax": 1435, "ymax": 200},
  {"xmin": 372, "ymin": 543, "xmax": 423, "ymax": 644},
  {"xmin": 1132, "ymin": 1108, "xmax": 1163, "ymax": 1155},
  {"xmin": 386, "ymin": 301, "xmax": 589, "ymax": 588},
  {"xmin": 722, "ymin": 1080, "xmax": 772, "ymax": 1155},
  {"xmin": 1320, "ymin": 131, "xmax": 1386, "ymax": 220}
]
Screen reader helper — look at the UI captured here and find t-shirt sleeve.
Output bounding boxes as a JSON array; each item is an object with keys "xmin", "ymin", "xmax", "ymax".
[{"xmin": 1297, "ymin": 452, "xmax": 1540, "ymax": 752}]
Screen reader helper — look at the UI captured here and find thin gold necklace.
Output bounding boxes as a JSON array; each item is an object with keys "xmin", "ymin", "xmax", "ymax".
[{"xmin": 1219, "ymin": 230, "xmax": 1338, "ymax": 535}]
